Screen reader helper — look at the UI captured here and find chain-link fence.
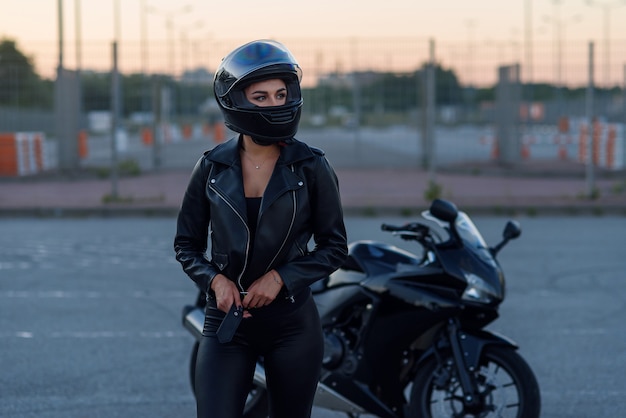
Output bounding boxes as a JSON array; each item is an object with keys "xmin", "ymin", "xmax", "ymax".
[{"xmin": 1, "ymin": 36, "xmax": 626, "ymax": 174}]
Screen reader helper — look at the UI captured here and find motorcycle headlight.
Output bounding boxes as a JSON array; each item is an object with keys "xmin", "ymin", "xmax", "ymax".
[{"xmin": 462, "ymin": 273, "xmax": 502, "ymax": 304}]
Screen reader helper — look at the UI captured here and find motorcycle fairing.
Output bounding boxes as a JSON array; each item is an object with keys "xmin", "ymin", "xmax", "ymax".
[
  {"xmin": 384, "ymin": 276, "xmax": 461, "ymax": 310},
  {"xmin": 339, "ymin": 241, "xmax": 421, "ymax": 277},
  {"xmin": 314, "ymin": 283, "xmax": 369, "ymax": 323}
]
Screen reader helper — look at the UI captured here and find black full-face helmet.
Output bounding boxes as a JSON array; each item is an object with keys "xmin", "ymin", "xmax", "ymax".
[{"xmin": 213, "ymin": 39, "xmax": 303, "ymax": 144}]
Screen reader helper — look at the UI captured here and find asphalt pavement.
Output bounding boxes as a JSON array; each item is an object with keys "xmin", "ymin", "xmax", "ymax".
[{"xmin": 1, "ymin": 216, "xmax": 625, "ymax": 418}]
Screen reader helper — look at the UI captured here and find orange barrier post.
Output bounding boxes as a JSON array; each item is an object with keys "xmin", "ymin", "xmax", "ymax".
[
  {"xmin": 578, "ymin": 124, "xmax": 588, "ymax": 163},
  {"xmin": 141, "ymin": 127, "xmax": 153, "ymax": 146},
  {"xmin": 78, "ymin": 130, "xmax": 88, "ymax": 159},
  {"xmin": 558, "ymin": 116, "xmax": 569, "ymax": 134},
  {"xmin": 592, "ymin": 121, "xmax": 601, "ymax": 166},
  {"xmin": 0, "ymin": 133, "xmax": 18, "ymax": 176},
  {"xmin": 214, "ymin": 123, "xmax": 225, "ymax": 143},
  {"xmin": 33, "ymin": 133, "xmax": 44, "ymax": 170},
  {"xmin": 558, "ymin": 142, "xmax": 568, "ymax": 160},
  {"xmin": 18, "ymin": 135, "xmax": 30, "ymax": 173},
  {"xmin": 554, "ymin": 134, "xmax": 568, "ymax": 160},
  {"xmin": 606, "ymin": 125, "xmax": 616, "ymax": 169},
  {"xmin": 182, "ymin": 124, "xmax": 193, "ymax": 140},
  {"xmin": 520, "ymin": 140, "xmax": 530, "ymax": 160},
  {"xmin": 556, "ymin": 117, "xmax": 569, "ymax": 161},
  {"xmin": 490, "ymin": 139, "xmax": 499, "ymax": 160},
  {"xmin": 0, "ymin": 132, "xmax": 46, "ymax": 176}
]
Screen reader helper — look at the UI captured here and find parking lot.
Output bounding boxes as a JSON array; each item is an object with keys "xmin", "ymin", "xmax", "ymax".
[{"xmin": 1, "ymin": 215, "xmax": 625, "ymax": 417}]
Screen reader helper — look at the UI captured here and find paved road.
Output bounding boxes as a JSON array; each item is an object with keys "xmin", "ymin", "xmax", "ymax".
[{"xmin": 1, "ymin": 215, "xmax": 625, "ymax": 417}]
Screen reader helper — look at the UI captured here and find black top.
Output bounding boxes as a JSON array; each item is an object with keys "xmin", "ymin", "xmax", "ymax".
[
  {"xmin": 241, "ymin": 197, "xmax": 261, "ymax": 290},
  {"xmin": 246, "ymin": 197, "xmax": 262, "ymax": 248},
  {"xmin": 242, "ymin": 196, "xmax": 308, "ymax": 317}
]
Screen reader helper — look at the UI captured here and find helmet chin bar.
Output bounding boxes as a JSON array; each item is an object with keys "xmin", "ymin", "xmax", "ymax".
[
  {"xmin": 250, "ymin": 136, "xmax": 295, "ymax": 146},
  {"xmin": 225, "ymin": 105, "xmax": 302, "ymax": 145},
  {"xmin": 251, "ymin": 136, "xmax": 276, "ymax": 146}
]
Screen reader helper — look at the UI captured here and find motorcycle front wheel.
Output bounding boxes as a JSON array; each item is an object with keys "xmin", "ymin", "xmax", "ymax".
[
  {"xmin": 409, "ymin": 345, "xmax": 541, "ymax": 418},
  {"xmin": 189, "ymin": 342, "xmax": 270, "ymax": 418}
]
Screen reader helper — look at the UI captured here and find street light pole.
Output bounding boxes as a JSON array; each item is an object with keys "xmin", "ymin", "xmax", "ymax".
[
  {"xmin": 543, "ymin": 1, "xmax": 581, "ymax": 117},
  {"xmin": 141, "ymin": 0, "xmax": 147, "ymax": 74},
  {"xmin": 58, "ymin": 0, "xmax": 64, "ymax": 69},
  {"xmin": 146, "ymin": 4, "xmax": 193, "ymax": 77},
  {"xmin": 465, "ymin": 19, "xmax": 475, "ymax": 88},
  {"xmin": 524, "ymin": 0, "xmax": 533, "ymax": 84},
  {"xmin": 586, "ymin": 0, "xmax": 626, "ymax": 87},
  {"xmin": 110, "ymin": 0, "xmax": 121, "ymax": 199},
  {"xmin": 180, "ymin": 20, "xmax": 204, "ymax": 75},
  {"xmin": 75, "ymin": 0, "xmax": 81, "ymax": 71}
]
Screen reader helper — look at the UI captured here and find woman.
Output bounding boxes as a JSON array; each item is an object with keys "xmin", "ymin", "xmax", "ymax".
[{"xmin": 174, "ymin": 39, "xmax": 348, "ymax": 418}]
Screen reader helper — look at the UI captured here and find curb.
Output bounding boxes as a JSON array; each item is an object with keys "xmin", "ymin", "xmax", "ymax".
[{"xmin": 1, "ymin": 204, "xmax": 625, "ymax": 218}]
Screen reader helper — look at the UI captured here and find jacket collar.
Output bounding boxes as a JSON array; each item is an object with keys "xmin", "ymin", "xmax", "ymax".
[
  {"xmin": 206, "ymin": 135, "xmax": 318, "ymax": 220},
  {"xmin": 208, "ymin": 135, "xmax": 319, "ymax": 167}
]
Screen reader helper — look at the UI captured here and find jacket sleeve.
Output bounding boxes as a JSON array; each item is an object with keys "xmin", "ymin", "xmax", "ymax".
[
  {"xmin": 173, "ymin": 156, "xmax": 219, "ymax": 292},
  {"xmin": 275, "ymin": 155, "xmax": 348, "ymax": 295}
]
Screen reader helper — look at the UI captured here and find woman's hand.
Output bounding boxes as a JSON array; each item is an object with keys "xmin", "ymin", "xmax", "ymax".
[
  {"xmin": 211, "ymin": 274, "xmax": 243, "ymax": 314},
  {"xmin": 242, "ymin": 270, "xmax": 283, "ymax": 311}
]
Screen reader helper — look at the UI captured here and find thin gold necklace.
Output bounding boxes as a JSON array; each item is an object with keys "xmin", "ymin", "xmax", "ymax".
[{"xmin": 242, "ymin": 149, "xmax": 277, "ymax": 169}]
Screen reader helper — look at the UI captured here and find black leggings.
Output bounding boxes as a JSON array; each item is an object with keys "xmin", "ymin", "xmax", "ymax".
[{"xmin": 194, "ymin": 294, "xmax": 324, "ymax": 418}]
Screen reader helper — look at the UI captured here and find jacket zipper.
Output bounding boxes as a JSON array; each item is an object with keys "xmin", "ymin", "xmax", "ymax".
[
  {"xmin": 209, "ymin": 183, "xmax": 250, "ymax": 293},
  {"xmin": 265, "ymin": 164, "xmax": 298, "ymax": 302},
  {"xmin": 265, "ymin": 188, "xmax": 297, "ymax": 271}
]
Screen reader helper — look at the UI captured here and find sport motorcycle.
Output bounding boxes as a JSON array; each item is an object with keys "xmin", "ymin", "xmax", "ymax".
[{"xmin": 182, "ymin": 198, "xmax": 541, "ymax": 417}]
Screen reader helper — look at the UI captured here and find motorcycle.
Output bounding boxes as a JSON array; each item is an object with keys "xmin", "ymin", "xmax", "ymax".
[{"xmin": 182, "ymin": 198, "xmax": 541, "ymax": 417}]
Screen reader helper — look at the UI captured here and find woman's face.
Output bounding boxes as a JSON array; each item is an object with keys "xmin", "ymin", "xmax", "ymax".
[{"xmin": 244, "ymin": 78, "xmax": 287, "ymax": 107}]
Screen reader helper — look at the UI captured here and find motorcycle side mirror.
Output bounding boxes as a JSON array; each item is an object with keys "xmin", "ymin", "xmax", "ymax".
[
  {"xmin": 429, "ymin": 199, "xmax": 458, "ymax": 223},
  {"xmin": 502, "ymin": 220, "xmax": 522, "ymax": 240},
  {"xmin": 491, "ymin": 220, "xmax": 522, "ymax": 256}
]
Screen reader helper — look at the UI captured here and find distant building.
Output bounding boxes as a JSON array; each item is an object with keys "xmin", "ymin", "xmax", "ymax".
[{"xmin": 181, "ymin": 68, "xmax": 213, "ymax": 85}]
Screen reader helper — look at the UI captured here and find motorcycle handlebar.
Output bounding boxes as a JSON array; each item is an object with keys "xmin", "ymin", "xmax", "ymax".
[
  {"xmin": 381, "ymin": 222, "xmax": 430, "ymax": 241},
  {"xmin": 381, "ymin": 223, "xmax": 401, "ymax": 232},
  {"xmin": 381, "ymin": 222, "xmax": 422, "ymax": 232}
]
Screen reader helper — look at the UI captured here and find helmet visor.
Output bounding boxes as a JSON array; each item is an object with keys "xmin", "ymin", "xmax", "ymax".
[{"xmin": 215, "ymin": 40, "xmax": 302, "ymax": 97}]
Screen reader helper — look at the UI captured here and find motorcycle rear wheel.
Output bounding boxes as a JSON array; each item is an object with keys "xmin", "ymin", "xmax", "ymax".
[
  {"xmin": 189, "ymin": 342, "xmax": 270, "ymax": 418},
  {"xmin": 409, "ymin": 346, "xmax": 541, "ymax": 418}
]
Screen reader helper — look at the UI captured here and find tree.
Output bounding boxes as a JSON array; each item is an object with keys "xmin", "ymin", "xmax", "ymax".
[{"xmin": 0, "ymin": 38, "xmax": 51, "ymax": 108}]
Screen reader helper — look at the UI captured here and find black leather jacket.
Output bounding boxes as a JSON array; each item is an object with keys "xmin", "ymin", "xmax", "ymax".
[{"xmin": 174, "ymin": 136, "xmax": 348, "ymax": 298}]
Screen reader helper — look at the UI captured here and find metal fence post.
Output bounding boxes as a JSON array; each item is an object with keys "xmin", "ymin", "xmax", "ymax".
[
  {"xmin": 585, "ymin": 42, "xmax": 595, "ymax": 199},
  {"xmin": 425, "ymin": 39, "xmax": 436, "ymax": 182},
  {"xmin": 110, "ymin": 41, "xmax": 119, "ymax": 199},
  {"xmin": 151, "ymin": 76, "xmax": 163, "ymax": 171},
  {"xmin": 54, "ymin": 67, "xmax": 81, "ymax": 172},
  {"xmin": 496, "ymin": 64, "xmax": 521, "ymax": 165},
  {"xmin": 351, "ymin": 39, "xmax": 362, "ymax": 164}
]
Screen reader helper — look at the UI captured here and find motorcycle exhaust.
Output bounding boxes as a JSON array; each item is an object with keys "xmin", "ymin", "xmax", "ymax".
[
  {"xmin": 312, "ymin": 380, "xmax": 367, "ymax": 414},
  {"xmin": 182, "ymin": 305, "xmax": 204, "ymax": 340},
  {"xmin": 252, "ymin": 364, "xmax": 366, "ymax": 415}
]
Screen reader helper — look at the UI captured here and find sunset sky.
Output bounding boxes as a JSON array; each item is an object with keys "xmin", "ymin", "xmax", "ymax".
[{"xmin": 2, "ymin": 0, "xmax": 626, "ymax": 85}]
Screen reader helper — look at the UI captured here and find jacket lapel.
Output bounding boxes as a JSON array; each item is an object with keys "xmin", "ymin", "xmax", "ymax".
[
  {"xmin": 261, "ymin": 165, "xmax": 304, "ymax": 215},
  {"xmin": 207, "ymin": 138, "xmax": 247, "ymax": 220}
]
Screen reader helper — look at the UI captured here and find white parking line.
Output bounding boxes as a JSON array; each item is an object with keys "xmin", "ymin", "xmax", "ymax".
[
  {"xmin": 1, "ymin": 330, "xmax": 189, "ymax": 339},
  {"xmin": 0, "ymin": 290, "xmax": 190, "ymax": 298}
]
